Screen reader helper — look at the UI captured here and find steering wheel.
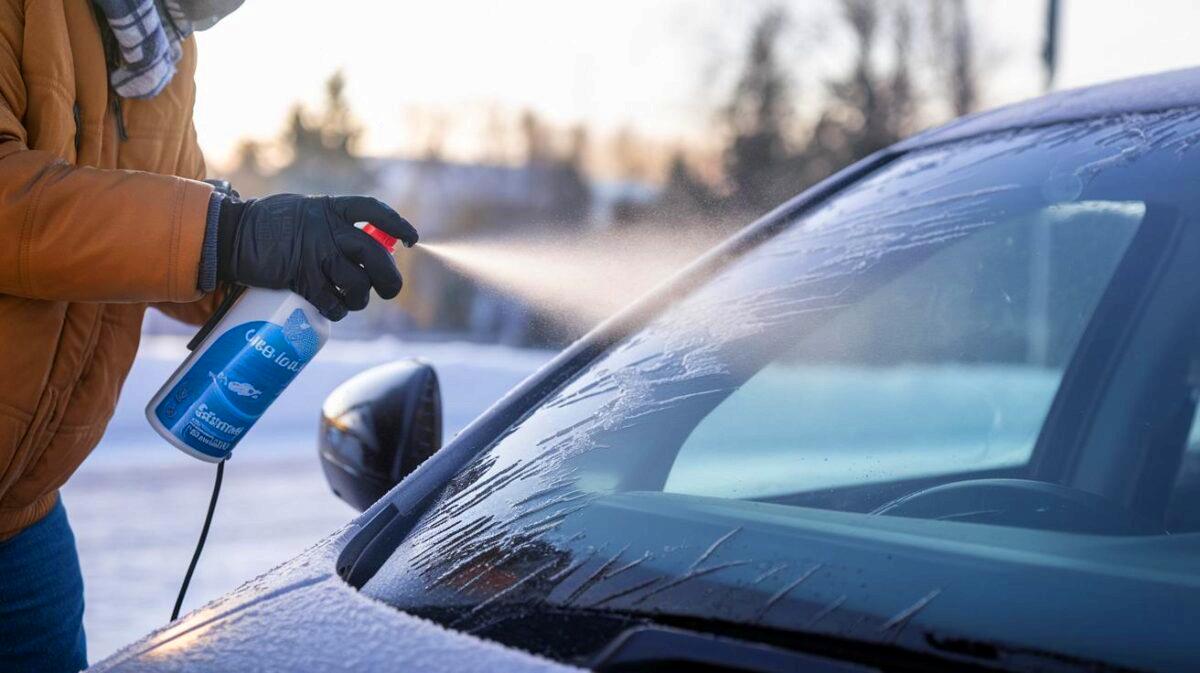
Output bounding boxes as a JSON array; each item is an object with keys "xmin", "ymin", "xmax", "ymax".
[{"xmin": 871, "ymin": 478, "xmax": 1163, "ymax": 535}]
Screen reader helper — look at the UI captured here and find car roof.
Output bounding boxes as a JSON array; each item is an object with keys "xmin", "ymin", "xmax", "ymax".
[{"xmin": 895, "ymin": 66, "xmax": 1200, "ymax": 152}]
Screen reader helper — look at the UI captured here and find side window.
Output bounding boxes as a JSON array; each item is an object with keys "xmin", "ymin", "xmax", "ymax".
[
  {"xmin": 1166, "ymin": 400, "xmax": 1200, "ymax": 531},
  {"xmin": 664, "ymin": 203, "xmax": 1143, "ymax": 501}
]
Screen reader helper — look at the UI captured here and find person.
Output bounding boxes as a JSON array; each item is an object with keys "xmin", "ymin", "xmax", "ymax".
[{"xmin": 0, "ymin": 1, "xmax": 417, "ymax": 670}]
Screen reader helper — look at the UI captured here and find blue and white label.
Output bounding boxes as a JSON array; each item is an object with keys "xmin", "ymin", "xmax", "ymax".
[{"xmin": 154, "ymin": 309, "xmax": 321, "ymax": 459}]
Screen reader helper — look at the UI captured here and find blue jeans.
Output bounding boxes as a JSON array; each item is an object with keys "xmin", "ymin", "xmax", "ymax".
[{"xmin": 0, "ymin": 498, "xmax": 87, "ymax": 672}]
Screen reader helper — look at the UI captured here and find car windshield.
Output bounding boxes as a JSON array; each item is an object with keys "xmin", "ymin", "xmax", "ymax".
[{"xmin": 364, "ymin": 111, "xmax": 1200, "ymax": 669}]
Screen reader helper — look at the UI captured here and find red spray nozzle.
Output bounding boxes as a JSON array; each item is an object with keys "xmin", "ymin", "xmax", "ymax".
[{"xmin": 362, "ymin": 223, "xmax": 398, "ymax": 253}]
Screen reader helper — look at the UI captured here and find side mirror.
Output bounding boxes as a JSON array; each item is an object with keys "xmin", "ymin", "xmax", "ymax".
[{"xmin": 318, "ymin": 359, "xmax": 442, "ymax": 511}]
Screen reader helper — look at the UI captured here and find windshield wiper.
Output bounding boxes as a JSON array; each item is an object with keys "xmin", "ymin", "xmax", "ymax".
[
  {"xmin": 584, "ymin": 611, "xmax": 1005, "ymax": 673},
  {"xmin": 423, "ymin": 602, "xmax": 1003, "ymax": 673},
  {"xmin": 437, "ymin": 601, "xmax": 1134, "ymax": 673},
  {"xmin": 591, "ymin": 624, "xmax": 876, "ymax": 673}
]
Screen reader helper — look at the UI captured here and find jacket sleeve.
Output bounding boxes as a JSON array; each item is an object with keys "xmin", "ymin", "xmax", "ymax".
[
  {"xmin": 0, "ymin": 61, "xmax": 213, "ymax": 303},
  {"xmin": 154, "ymin": 284, "xmax": 225, "ymax": 326},
  {"xmin": 152, "ymin": 102, "xmax": 227, "ymax": 326}
]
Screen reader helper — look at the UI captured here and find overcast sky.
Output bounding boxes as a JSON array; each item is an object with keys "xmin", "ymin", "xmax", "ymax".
[{"xmin": 191, "ymin": 1, "xmax": 1200, "ymax": 169}]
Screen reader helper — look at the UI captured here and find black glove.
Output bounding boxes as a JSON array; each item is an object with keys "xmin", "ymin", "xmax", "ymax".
[{"xmin": 216, "ymin": 194, "xmax": 418, "ymax": 321}]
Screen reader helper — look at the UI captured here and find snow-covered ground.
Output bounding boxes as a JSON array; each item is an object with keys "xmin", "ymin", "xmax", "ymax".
[{"xmin": 61, "ymin": 335, "xmax": 554, "ymax": 662}]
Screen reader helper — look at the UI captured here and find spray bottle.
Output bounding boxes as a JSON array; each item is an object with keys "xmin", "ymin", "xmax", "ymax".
[{"xmin": 146, "ymin": 223, "xmax": 400, "ymax": 462}]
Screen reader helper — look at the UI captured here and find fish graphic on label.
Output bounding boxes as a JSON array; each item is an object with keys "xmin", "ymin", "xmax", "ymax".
[
  {"xmin": 208, "ymin": 371, "xmax": 263, "ymax": 399},
  {"xmin": 226, "ymin": 380, "xmax": 263, "ymax": 398},
  {"xmin": 157, "ymin": 315, "xmax": 321, "ymax": 460}
]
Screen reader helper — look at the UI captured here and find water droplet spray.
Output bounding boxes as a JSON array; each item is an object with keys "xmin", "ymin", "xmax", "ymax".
[{"xmin": 417, "ymin": 227, "xmax": 722, "ymax": 328}]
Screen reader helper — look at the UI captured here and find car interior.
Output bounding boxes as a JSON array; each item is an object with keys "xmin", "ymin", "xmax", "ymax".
[{"xmin": 589, "ymin": 199, "xmax": 1200, "ymax": 539}]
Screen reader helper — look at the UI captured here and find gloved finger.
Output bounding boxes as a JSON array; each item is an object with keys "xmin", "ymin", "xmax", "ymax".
[
  {"xmin": 326, "ymin": 256, "xmax": 372, "ymax": 311},
  {"xmin": 307, "ymin": 283, "xmax": 349, "ymax": 322},
  {"xmin": 328, "ymin": 196, "xmax": 419, "ymax": 247},
  {"xmin": 337, "ymin": 229, "xmax": 404, "ymax": 299}
]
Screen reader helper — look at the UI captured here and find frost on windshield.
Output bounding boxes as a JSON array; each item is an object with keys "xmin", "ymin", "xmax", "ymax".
[{"xmin": 362, "ymin": 110, "xmax": 1200, "ymax": 650}]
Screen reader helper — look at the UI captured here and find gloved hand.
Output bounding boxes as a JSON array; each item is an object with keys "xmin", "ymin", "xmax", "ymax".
[{"xmin": 216, "ymin": 194, "xmax": 418, "ymax": 321}]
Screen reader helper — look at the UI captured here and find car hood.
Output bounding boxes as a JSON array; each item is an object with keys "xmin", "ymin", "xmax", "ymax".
[{"xmin": 89, "ymin": 521, "xmax": 580, "ymax": 672}]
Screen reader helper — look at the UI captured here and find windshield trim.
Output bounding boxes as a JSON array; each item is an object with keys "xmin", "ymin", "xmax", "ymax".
[{"xmin": 1029, "ymin": 203, "xmax": 1183, "ymax": 489}]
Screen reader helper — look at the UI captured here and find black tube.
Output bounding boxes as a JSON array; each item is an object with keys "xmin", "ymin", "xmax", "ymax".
[{"xmin": 171, "ymin": 459, "xmax": 226, "ymax": 621}]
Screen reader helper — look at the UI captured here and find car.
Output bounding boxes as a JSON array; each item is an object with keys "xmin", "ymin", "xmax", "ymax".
[{"xmin": 94, "ymin": 68, "xmax": 1200, "ymax": 672}]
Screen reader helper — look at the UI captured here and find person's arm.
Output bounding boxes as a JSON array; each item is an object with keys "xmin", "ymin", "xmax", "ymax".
[
  {"xmin": 149, "ymin": 37, "xmax": 231, "ymax": 326},
  {"xmin": 0, "ymin": 87, "xmax": 213, "ymax": 303},
  {"xmin": 0, "ymin": 28, "xmax": 414, "ymax": 319},
  {"xmin": 152, "ymin": 151, "xmax": 228, "ymax": 326}
]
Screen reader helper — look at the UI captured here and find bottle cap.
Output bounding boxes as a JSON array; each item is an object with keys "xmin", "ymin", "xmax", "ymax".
[{"xmin": 362, "ymin": 223, "xmax": 398, "ymax": 253}]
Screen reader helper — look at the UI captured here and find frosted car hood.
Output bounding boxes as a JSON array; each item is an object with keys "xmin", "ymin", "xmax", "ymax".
[{"xmin": 90, "ymin": 524, "xmax": 579, "ymax": 673}]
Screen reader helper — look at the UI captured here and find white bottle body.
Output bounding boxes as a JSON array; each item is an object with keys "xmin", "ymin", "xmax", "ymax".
[{"xmin": 145, "ymin": 289, "xmax": 330, "ymax": 462}]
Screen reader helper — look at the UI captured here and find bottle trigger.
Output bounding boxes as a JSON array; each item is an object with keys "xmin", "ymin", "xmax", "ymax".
[{"xmin": 363, "ymin": 223, "xmax": 398, "ymax": 253}]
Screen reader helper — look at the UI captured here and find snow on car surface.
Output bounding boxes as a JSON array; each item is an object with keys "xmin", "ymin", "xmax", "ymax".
[
  {"xmin": 88, "ymin": 518, "xmax": 580, "ymax": 672},
  {"xmin": 65, "ymin": 335, "xmax": 553, "ymax": 662},
  {"xmin": 88, "ymin": 508, "xmax": 580, "ymax": 672}
]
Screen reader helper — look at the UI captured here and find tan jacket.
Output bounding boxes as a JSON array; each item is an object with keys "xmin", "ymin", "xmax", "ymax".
[{"xmin": 0, "ymin": 0, "xmax": 217, "ymax": 538}]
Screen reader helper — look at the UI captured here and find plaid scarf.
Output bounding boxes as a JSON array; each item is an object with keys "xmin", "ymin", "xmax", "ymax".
[{"xmin": 92, "ymin": 0, "xmax": 242, "ymax": 99}]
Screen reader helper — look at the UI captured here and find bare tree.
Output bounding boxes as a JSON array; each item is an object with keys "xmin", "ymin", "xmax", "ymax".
[
  {"xmin": 276, "ymin": 71, "xmax": 375, "ymax": 194},
  {"xmin": 931, "ymin": 0, "xmax": 979, "ymax": 116},
  {"xmin": 611, "ymin": 126, "xmax": 652, "ymax": 182},
  {"xmin": 838, "ymin": 0, "xmax": 883, "ymax": 150},
  {"xmin": 319, "ymin": 71, "xmax": 362, "ymax": 155},
  {"xmin": 521, "ymin": 110, "xmax": 552, "ymax": 165},
  {"xmin": 661, "ymin": 150, "xmax": 719, "ymax": 220},
  {"xmin": 722, "ymin": 7, "xmax": 797, "ymax": 214},
  {"xmin": 404, "ymin": 107, "xmax": 451, "ymax": 162},
  {"xmin": 225, "ymin": 139, "xmax": 272, "ymax": 197},
  {"xmin": 481, "ymin": 104, "xmax": 515, "ymax": 165},
  {"xmin": 888, "ymin": 3, "xmax": 916, "ymax": 135},
  {"xmin": 829, "ymin": 0, "xmax": 919, "ymax": 159}
]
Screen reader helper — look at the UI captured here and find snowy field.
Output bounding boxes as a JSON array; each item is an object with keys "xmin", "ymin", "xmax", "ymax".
[{"xmin": 61, "ymin": 335, "xmax": 554, "ymax": 662}]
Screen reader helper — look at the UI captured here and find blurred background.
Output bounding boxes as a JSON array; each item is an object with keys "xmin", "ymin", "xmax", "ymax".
[{"xmin": 71, "ymin": 0, "xmax": 1200, "ymax": 661}]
